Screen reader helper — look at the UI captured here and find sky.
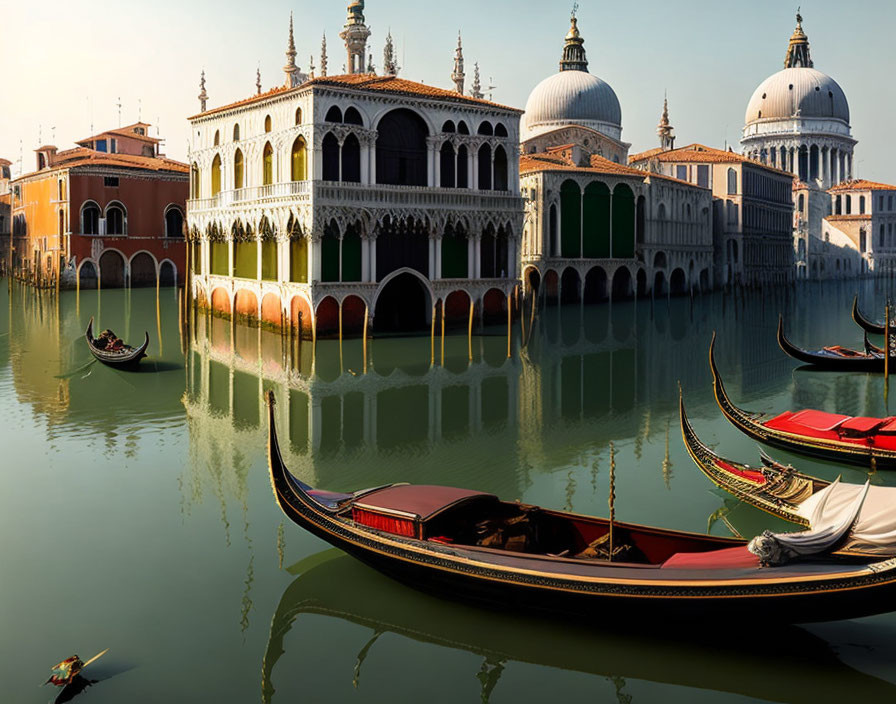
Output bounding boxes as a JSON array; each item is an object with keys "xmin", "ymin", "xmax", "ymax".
[{"xmin": 2, "ymin": 0, "xmax": 894, "ymax": 180}]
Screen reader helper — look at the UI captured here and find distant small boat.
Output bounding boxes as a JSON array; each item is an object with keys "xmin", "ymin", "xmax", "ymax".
[
  {"xmin": 267, "ymin": 390, "xmax": 896, "ymax": 623},
  {"xmin": 85, "ymin": 317, "xmax": 148, "ymax": 370},
  {"xmin": 777, "ymin": 314, "xmax": 889, "ymax": 372},
  {"xmin": 709, "ymin": 333, "xmax": 896, "ymax": 469},
  {"xmin": 44, "ymin": 648, "xmax": 108, "ymax": 688},
  {"xmin": 852, "ymin": 296, "xmax": 886, "ymax": 335}
]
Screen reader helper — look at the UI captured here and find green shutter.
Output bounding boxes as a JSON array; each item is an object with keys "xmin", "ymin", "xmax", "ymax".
[
  {"xmin": 560, "ymin": 181, "xmax": 581, "ymax": 258},
  {"xmin": 441, "ymin": 233, "xmax": 468, "ymax": 278},
  {"xmin": 583, "ymin": 181, "xmax": 610, "ymax": 258},
  {"xmin": 341, "ymin": 230, "xmax": 362, "ymax": 282},
  {"xmin": 321, "ymin": 236, "xmax": 340, "ymax": 282}
]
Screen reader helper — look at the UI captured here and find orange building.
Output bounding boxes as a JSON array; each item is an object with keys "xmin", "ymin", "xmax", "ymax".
[{"xmin": 9, "ymin": 123, "xmax": 189, "ymax": 288}]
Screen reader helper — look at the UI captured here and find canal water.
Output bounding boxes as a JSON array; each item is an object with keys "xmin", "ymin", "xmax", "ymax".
[{"xmin": 3, "ymin": 278, "xmax": 896, "ymax": 703}]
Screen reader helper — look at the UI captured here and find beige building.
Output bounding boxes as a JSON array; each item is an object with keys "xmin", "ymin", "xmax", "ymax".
[{"xmin": 630, "ymin": 144, "xmax": 794, "ymax": 287}]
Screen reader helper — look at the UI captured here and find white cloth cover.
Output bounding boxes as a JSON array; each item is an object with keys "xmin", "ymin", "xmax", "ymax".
[{"xmin": 748, "ymin": 478, "xmax": 876, "ymax": 565}]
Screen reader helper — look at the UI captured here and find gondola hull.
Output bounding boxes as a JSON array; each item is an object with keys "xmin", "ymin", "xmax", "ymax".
[
  {"xmin": 777, "ymin": 315, "xmax": 888, "ymax": 371},
  {"xmin": 85, "ymin": 317, "xmax": 148, "ymax": 370},
  {"xmin": 710, "ymin": 333, "xmax": 896, "ymax": 469},
  {"xmin": 266, "ymin": 392, "xmax": 896, "ymax": 623},
  {"xmin": 852, "ymin": 295, "xmax": 886, "ymax": 335}
]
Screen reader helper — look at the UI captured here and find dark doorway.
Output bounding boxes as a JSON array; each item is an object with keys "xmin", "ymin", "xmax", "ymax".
[{"xmin": 373, "ymin": 273, "xmax": 431, "ymax": 334}]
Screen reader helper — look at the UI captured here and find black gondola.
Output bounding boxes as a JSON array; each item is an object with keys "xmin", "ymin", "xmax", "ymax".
[
  {"xmin": 266, "ymin": 391, "xmax": 896, "ymax": 623},
  {"xmin": 85, "ymin": 317, "xmax": 148, "ymax": 370},
  {"xmin": 708, "ymin": 333, "xmax": 896, "ymax": 469},
  {"xmin": 777, "ymin": 314, "xmax": 889, "ymax": 371},
  {"xmin": 852, "ymin": 295, "xmax": 886, "ymax": 335}
]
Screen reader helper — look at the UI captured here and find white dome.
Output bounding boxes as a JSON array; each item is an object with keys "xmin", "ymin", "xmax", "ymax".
[
  {"xmin": 745, "ymin": 67, "xmax": 849, "ymax": 124},
  {"xmin": 524, "ymin": 70, "xmax": 622, "ymax": 139}
]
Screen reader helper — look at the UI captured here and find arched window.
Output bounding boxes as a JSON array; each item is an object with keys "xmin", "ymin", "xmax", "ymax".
[
  {"xmin": 165, "ymin": 207, "xmax": 184, "ymax": 238},
  {"xmin": 457, "ymin": 121, "xmax": 470, "ymax": 135},
  {"xmin": 727, "ymin": 168, "xmax": 737, "ymax": 195},
  {"xmin": 291, "ymin": 137, "xmax": 307, "ymax": 181},
  {"xmin": 440, "ymin": 142, "xmax": 455, "ymax": 188},
  {"xmin": 262, "ymin": 142, "xmax": 273, "ymax": 185},
  {"xmin": 845, "ymin": 195, "xmax": 852, "ymax": 215},
  {"xmin": 880, "ymin": 224, "xmax": 885, "ymax": 248},
  {"xmin": 493, "ymin": 146, "xmax": 508, "ymax": 191},
  {"xmin": 322, "ymin": 133, "xmax": 340, "ymax": 181},
  {"xmin": 81, "ymin": 201, "xmax": 100, "ymax": 235},
  {"xmin": 295, "ymin": 107, "xmax": 302, "ymax": 125},
  {"xmin": 325, "ymin": 106, "xmax": 343, "ymax": 123},
  {"xmin": 860, "ymin": 196, "xmax": 866, "ymax": 215},
  {"xmin": 376, "ymin": 109, "xmax": 429, "ymax": 186},
  {"xmin": 477, "ymin": 121, "xmax": 493, "ymax": 136},
  {"xmin": 658, "ymin": 203, "xmax": 666, "ymax": 221},
  {"xmin": 495, "ymin": 123, "xmax": 508, "ymax": 137},
  {"xmin": 234, "ymin": 149, "xmax": 244, "ymax": 189},
  {"xmin": 560, "ymin": 180, "xmax": 581, "ymax": 258},
  {"xmin": 190, "ymin": 162, "xmax": 200, "ymax": 199},
  {"xmin": 798, "ymin": 193, "xmax": 804, "ymax": 213},
  {"xmin": 213, "ymin": 130, "xmax": 220, "ymax": 146},
  {"xmin": 341, "ymin": 133, "xmax": 361, "ymax": 182},
  {"xmin": 442, "ymin": 120, "xmax": 456, "ymax": 133},
  {"xmin": 264, "ymin": 115, "xmax": 272, "ymax": 133},
  {"xmin": 105, "ymin": 202, "xmax": 126, "ymax": 235},
  {"xmin": 344, "ymin": 107, "xmax": 363, "ymax": 125},
  {"xmin": 612, "ymin": 184, "xmax": 635, "ymax": 259},
  {"xmin": 211, "ymin": 154, "xmax": 222, "ymax": 196},
  {"xmin": 583, "ymin": 181, "xmax": 610, "ymax": 258},
  {"xmin": 233, "ymin": 124, "xmax": 240, "ymax": 141},
  {"xmin": 456, "ymin": 145, "xmax": 469, "ymax": 188},
  {"xmin": 478, "ymin": 143, "xmax": 492, "ymax": 191},
  {"xmin": 835, "ymin": 195, "xmax": 842, "ymax": 215}
]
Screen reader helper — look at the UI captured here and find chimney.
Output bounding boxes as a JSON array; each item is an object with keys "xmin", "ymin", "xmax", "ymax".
[{"xmin": 36, "ymin": 145, "xmax": 58, "ymax": 170}]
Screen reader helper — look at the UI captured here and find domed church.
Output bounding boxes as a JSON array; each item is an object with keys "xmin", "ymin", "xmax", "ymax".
[
  {"xmin": 522, "ymin": 16, "xmax": 630, "ymax": 164},
  {"xmin": 741, "ymin": 12, "xmax": 856, "ymax": 187}
]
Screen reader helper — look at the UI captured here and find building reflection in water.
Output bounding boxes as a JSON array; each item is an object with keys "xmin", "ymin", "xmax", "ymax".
[{"xmin": 260, "ymin": 550, "xmax": 896, "ymax": 704}]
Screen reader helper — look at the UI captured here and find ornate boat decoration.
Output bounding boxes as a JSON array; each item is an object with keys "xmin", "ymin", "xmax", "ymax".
[
  {"xmin": 85, "ymin": 317, "xmax": 148, "ymax": 370},
  {"xmin": 266, "ymin": 391, "xmax": 896, "ymax": 623},
  {"xmin": 709, "ymin": 333, "xmax": 896, "ymax": 469},
  {"xmin": 852, "ymin": 295, "xmax": 886, "ymax": 336},
  {"xmin": 777, "ymin": 314, "xmax": 891, "ymax": 372}
]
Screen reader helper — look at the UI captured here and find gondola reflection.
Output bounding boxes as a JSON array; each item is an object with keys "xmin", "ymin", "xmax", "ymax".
[{"xmin": 261, "ymin": 550, "xmax": 896, "ymax": 704}]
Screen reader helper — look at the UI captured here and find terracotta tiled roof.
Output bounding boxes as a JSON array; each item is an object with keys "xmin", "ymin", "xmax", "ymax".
[
  {"xmin": 829, "ymin": 179, "xmax": 896, "ymax": 193},
  {"xmin": 545, "ymin": 144, "xmax": 576, "ymax": 153},
  {"xmin": 35, "ymin": 145, "xmax": 58, "ymax": 151},
  {"xmin": 191, "ymin": 73, "xmax": 522, "ymax": 120},
  {"xmin": 627, "ymin": 147, "xmax": 665, "ymax": 163},
  {"xmin": 15, "ymin": 147, "xmax": 188, "ymax": 180},
  {"xmin": 629, "ymin": 143, "xmax": 792, "ymax": 177},
  {"xmin": 825, "ymin": 214, "xmax": 869, "ymax": 222},
  {"xmin": 76, "ymin": 126, "xmax": 160, "ymax": 146},
  {"xmin": 520, "ymin": 152, "xmax": 647, "ymax": 179},
  {"xmin": 0, "ymin": 158, "xmax": 11, "ymax": 166},
  {"xmin": 0, "ymin": 193, "xmax": 9, "ymax": 205}
]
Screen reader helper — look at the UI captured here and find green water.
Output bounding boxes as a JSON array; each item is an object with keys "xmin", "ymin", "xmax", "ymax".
[{"xmin": 3, "ymin": 278, "xmax": 896, "ymax": 703}]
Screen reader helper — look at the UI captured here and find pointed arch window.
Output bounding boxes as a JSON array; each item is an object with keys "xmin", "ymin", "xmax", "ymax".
[
  {"xmin": 213, "ymin": 130, "xmax": 220, "ymax": 146},
  {"xmin": 295, "ymin": 107, "xmax": 303, "ymax": 125},
  {"xmin": 234, "ymin": 149, "xmax": 244, "ymax": 190},
  {"xmin": 291, "ymin": 137, "xmax": 307, "ymax": 181},
  {"xmin": 190, "ymin": 162, "xmax": 200, "ymax": 199},
  {"xmin": 233, "ymin": 124, "xmax": 240, "ymax": 141},
  {"xmin": 211, "ymin": 154, "xmax": 222, "ymax": 196},
  {"xmin": 264, "ymin": 115, "xmax": 272, "ymax": 133},
  {"xmin": 262, "ymin": 142, "xmax": 274, "ymax": 185}
]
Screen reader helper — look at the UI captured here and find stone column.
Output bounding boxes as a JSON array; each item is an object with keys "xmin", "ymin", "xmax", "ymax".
[
  {"xmin": 311, "ymin": 237, "xmax": 321, "ymax": 282},
  {"xmin": 435, "ymin": 236, "xmax": 443, "ymax": 279},
  {"xmin": 428, "ymin": 236, "xmax": 436, "ymax": 278},
  {"xmin": 360, "ymin": 142, "xmax": 370, "ymax": 185},
  {"xmin": 361, "ymin": 236, "xmax": 370, "ymax": 283},
  {"xmin": 369, "ymin": 142, "xmax": 377, "ymax": 184},
  {"xmin": 369, "ymin": 235, "xmax": 377, "ymax": 282},
  {"xmin": 467, "ymin": 234, "xmax": 475, "ymax": 277},
  {"xmin": 473, "ymin": 235, "xmax": 481, "ymax": 278}
]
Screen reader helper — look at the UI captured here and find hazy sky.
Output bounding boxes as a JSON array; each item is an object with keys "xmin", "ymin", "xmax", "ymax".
[{"xmin": 2, "ymin": 0, "xmax": 894, "ymax": 180}]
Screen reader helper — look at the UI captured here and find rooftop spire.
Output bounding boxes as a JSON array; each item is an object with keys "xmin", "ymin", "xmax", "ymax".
[
  {"xmin": 470, "ymin": 62, "xmax": 483, "ymax": 99},
  {"xmin": 383, "ymin": 30, "xmax": 399, "ymax": 76},
  {"xmin": 198, "ymin": 70, "xmax": 208, "ymax": 112},
  {"xmin": 284, "ymin": 13, "xmax": 300, "ymax": 87},
  {"xmin": 451, "ymin": 31, "xmax": 465, "ymax": 94},
  {"xmin": 340, "ymin": 0, "xmax": 371, "ymax": 74},
  {"xmin": 559, "ymin": 5, "xmax": 588, "ymax": 72},
  {"xmin": 657, "ymin": 94, "xmax": 675, "ymax": 151},
  {"xmin": 784, "ymin": 9, "xmax": 813, "ymax": 68},
  {"xmin": 321, "ymin": 33, "xmax": 329, "ymax": 77},
  {"xmin": 256, "ymin": 66, "xmax": 262, "ymax": 95}
]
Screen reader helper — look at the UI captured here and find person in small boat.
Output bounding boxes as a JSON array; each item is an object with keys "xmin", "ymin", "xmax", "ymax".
[{"xmin": 95, "ymin": 329, "xmax": 124, "ymax": 351}]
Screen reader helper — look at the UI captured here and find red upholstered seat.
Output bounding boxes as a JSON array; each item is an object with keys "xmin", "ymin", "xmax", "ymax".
[
  {"xmin": 779, "ymin": 409, "xmax": 850, "ymax": 432},
  {"xmin": 660, "ymin": 546, "xmax": 760, "ymax": 570},
  {"xmin": 879, "ymin": 418, "xmax": 896, "ymax": 435},
  {"xmin": 715, "ymin": 460, "xmax": 765, "ymax": 484},
  {"xmin": 839, "ymin": 417, "xmax": 886, "ymax": 435}
]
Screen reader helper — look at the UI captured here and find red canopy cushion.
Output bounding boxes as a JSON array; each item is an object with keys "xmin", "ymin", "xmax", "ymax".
[
  {"xmin": 661, "ymin": 545, "xmax": 759, "ymax": 570},
  {"xmin": 353, "ymin": 485, "xmax": 497, "ymax": 522},
  {"xmin": 839, "ymin": 417, "xmax": 886, "ymax": 434},
  {"xmin": 776, "ymin": 409, "xmax": 850, "ymax": 432}
]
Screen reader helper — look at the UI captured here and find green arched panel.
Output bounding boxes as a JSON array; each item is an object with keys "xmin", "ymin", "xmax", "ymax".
[
  {"xmin": 612, "ymin": 184, "xmax": 636, "ymax": 259},
  {"xmin": 560, "ymin": 180, "xmax": 581, "ymax": 258},
  {"xmin": 341, "ymin": 228, "xmax": 362, "ymax": 282},
  {"xmin": 441, "ymin": 232, "xmax": 468, "ymax": 278},
  {"xmin": 210, "ymin": 241, "xmax": 228, "ymax": 276},
  {"xmin": 290, "ymin": 239, "xmax": 308, "ymax": 283},
  {"xmin": 583, "ymin": 181, "xmax": 611, "ymax": 258},
  {"xmin": 261, "ymin": 239, "xmax": 278, "ymax": 281},
  {"xmin": 321, "ymin": 234, "xmax": 340, "ymax": 283},
  {"xmin": 234, "ymin": 241, "xmax": 257, "ymax": 279}
]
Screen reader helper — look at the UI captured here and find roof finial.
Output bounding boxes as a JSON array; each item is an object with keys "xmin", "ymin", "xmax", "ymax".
[
  {"xmin": 559, "ymin": 10, "xmax": 588, "ymax": 72},
  {"xmin": 309, "ymin": 54, "xmax": 316, "ymax": 79},
  {"xmin": 198, "ymin": 71, "xmax": 208, "ymax": 112},
  {"xmin": 284, "ymin": 12, "xmax": 300, "ymax": 87},
  {"xmin": 451, "ymin": 31, "xmax": 465, "ymax": 94},
  {"xmin": 470, "ymin": 62, "xmax": 483, "ymax": 99},
  {"xmin": 256, "ymin": 66, "xmax": 262, "ymax": 95},
  {"xmin": 657, "ymin": 93, "xmax": 675, "ymax": 151},
  {"xmin": 341, "ymin": 1, "xmax": 371, "ymax": 74},
  {"xmin": 784, "ymin": 8, "xmax": 813, "ymax": 68},
  {"xmin": 383, "ymin": 30, "xmax": 399, "ymax": 76},
  {"xmin": 321, "ymin": 33, "xmax": 329, "ymax": 77}
]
